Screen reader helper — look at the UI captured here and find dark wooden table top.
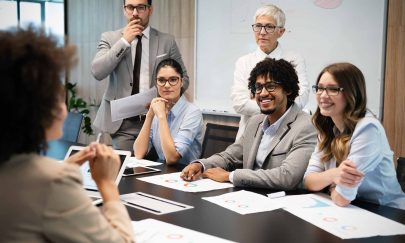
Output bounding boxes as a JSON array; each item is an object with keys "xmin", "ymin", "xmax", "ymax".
[
  {"xmin": 119, "ymin": 163, "xmax": 405, "ymax": 243},
  {"xmin": 46, "ymin": 140, "xmax": 405, "ymax": 243}
]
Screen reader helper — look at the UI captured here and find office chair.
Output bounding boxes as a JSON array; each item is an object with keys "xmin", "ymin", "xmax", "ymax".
[
  {"xmin": 61, "ymin": 111, "xmax": 83, "ymax": 142},
  {"xmin": 200, "ymin": 123, "xmax": 239, "ymax": 159},
  {"xmin": 397, "ymin": 157, "xmax": 405, "ymax": 191}
]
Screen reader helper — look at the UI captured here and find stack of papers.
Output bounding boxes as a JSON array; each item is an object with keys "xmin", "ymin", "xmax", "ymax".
[
  {"xmin": 132, "ymin": 218, "xmax": 235, "ymax": 243},
  {"xmin": 137, "ymin": 172, "xmax": 234, "ymax": 192},
  {"xmin": 126, "ymin": 157, "xmax": 162, "ymax": 168},
  {"xmin": 202, "ymin": 190, "xmax": 282, "ymax": 214},
  {"xmin": 271, "ymin": 194, "xmax": 405, "ymax": 239}
]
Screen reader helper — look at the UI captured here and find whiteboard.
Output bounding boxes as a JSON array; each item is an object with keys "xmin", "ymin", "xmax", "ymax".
[{"xmin": 195, "ymin": 0, "xmax": 387, "ymax": 117}]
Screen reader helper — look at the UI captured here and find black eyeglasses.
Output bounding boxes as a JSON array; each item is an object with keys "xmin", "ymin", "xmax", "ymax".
[
  {"xmin": 252, "ymin": 24, "xmax": 280, "ymax": 34},
  {"xmin": 312, "ymin": 85, "xmax": 343, "ymax": 96},
  {"xmin": 156, "ymin": 77, "xmax": 180, "ymax": 86},
  {"xmin": 124, "ymin": 4, "xmax": 150, "ymax": 14},
  {"xmin": 254, "ymin": 81, "xmax": 281, "ymax": 94}
]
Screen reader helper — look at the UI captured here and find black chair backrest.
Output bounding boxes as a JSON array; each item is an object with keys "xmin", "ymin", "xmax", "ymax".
[
  {"xmin": 61, "ymin": 112, "xmax": 83, "ymax": 142},
  {"xmin": 200, "ymin": 123, "xmax": 239, "ymax": 159},
  {"xmin": 397, "ymin": 157, "xmax": 405, "ymax": 191}
]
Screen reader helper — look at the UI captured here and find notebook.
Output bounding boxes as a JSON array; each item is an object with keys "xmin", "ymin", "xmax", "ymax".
[{"xmin": 64, "ymin": 145, "xmax": 130, "ymax": 199}]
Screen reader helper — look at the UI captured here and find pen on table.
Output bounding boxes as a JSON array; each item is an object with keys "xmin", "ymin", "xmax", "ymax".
[{"xmin": 267, "ymin": 191, "xmax": 286, "ymax": 199}]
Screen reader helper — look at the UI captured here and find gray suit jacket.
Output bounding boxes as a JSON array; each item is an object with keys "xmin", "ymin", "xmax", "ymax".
[
  {"xmin": 91, "ymin": 27, "xmax": 189, "ymax": 133},
  {"xmin": 200, "ymin": 104, "xmax": 317, "ymax": 190}
]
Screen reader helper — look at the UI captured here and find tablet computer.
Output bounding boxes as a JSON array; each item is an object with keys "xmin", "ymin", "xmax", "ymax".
[
  {"xmin": 64, "ymin": 145, "xmax": 130, "ymax": 196},
  {"xmin": 123, "ymin": 166, "xmax": 161, "ymax": 176}
]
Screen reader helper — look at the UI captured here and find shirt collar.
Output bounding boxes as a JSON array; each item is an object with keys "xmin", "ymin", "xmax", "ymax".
[
  {"xmin": 262, "ymin": 105, "xmax": 292, "ymax": 132},
  {"xmin": 255, "ymin": 42, "xmax": 282, "ymax": 59},
  {"xmin": 169, "ymin": 95, "xmax": 186, "ymax": 119},
  {"xmin": 142, "ymin": 25, "xmax": 150, "ymax": 39}
]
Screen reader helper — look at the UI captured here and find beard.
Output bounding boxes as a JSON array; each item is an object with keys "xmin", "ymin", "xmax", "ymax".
[{"xmin": 260, "ymin": 108, "xmax": 275, "ymax": 115}]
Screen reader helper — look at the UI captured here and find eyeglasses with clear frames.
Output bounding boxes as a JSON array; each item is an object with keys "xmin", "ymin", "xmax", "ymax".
[
  {"xmin": 312, "ymin": 85, "xmax": 344, "ymax": 96},
  {"xmin": 254, "ymin": 81, "xmax": 281, "ymax": 94},
  {"xmin": 156, "ymin": 77, "xmax": 180, "ymax": 86},
  {"xmin": 124, "ymin": 4, "xmax": 150, "ymax": 14},
  {"xmin": 252, "ymin": 24, "xmax": 280, "ymax": 34}
]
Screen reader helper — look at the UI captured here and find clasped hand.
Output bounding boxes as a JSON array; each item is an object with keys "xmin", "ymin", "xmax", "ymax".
[
  {"xmin": 148, "ymin": 97, "xmax": 169, "ymax": 119},
  {"xmin": 65, "ymin": 143, "xmax": 120, "ymax": 184},
  {"xmin": 333, "ymin": 160, "xmax": 364, "ymax": 188},
  {"xmin": 181, "ymin": 163, "xmax": 230, "ymax": 182}
]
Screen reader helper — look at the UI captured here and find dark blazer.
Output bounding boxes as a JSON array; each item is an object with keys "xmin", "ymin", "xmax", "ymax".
[
  {"xmin": 200, "ymin": 104, "xmax": 317, "ymax": 190},
  {"xmin": 91, "ymin": 27, "xmax": 189, "ymax": 133}
]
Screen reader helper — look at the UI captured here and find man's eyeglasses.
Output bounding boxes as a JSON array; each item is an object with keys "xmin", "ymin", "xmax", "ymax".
[
  {"xmin": 254, "ymin": 81, "xmax": 281, "ymax": 94},
  {"xmin": 124, "ymin": 4, "xmax": 150, "ymax": 14},
  {"xmin": 312, "ymin": 85, "xmax": 344, "ymax": 96},
  {"xmin": 156, "ymin": 77, "xmax": 180, "ymax": 86},
  {"xmin": 252, "ymin": 24, "xmax": 280, "ymax": 34}
]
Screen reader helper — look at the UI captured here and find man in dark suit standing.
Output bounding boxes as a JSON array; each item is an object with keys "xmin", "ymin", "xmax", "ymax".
[{"xmin": 91, "ymin": 0, "xmax": 188, "ymax": 151}]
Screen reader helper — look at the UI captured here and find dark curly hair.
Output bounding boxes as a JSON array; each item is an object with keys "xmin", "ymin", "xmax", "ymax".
[
  {"xmin": 248, "ymin": 58, "xmax": 299, "ymax": 108},
  {"xmin": 0, "ymin": 27, "xmax": 76, "ymax": 163}
]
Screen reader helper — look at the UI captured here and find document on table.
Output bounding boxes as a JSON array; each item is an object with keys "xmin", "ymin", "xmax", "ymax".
[
  {"xmin": 132, "ymin": 218, "xmax": 236, "ymax": 243},
  {"xmin": 120, "ymin": 192, "xmax": 192, "ymax": 215},
  {"xmin": 202, "ymin": 190, "xmax": 283, "ymax": 215},
  {"xmin": 110, "ymin": 87, "xmax": 157, "ymax": 122},
  {"xmin": 270, "ymin": 193, "xmax": 405, "ymax": 239},
  {"xmin": 137, "ymin": 172, "xmax": 234, "ymax": 192},
  {"xmin": 125, "ymin": 157, "xmax": 163, "ymax": 168}
]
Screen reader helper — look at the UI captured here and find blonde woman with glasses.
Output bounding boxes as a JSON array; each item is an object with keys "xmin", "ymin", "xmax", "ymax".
[
  {"xmin": 134, "ymin": 59, "xmax": 203, "ymax": 165},
  {"xmin": 304, "ymin": 63, "xmax": 405, "ymax": 209}
]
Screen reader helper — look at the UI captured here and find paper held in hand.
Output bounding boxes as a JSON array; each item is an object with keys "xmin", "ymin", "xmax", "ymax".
[{"xmin": 110, "ymin": 87, "xmax": 157, "ymax": 122}]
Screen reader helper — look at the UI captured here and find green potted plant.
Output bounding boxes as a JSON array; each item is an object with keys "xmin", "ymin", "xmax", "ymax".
[{"xmin": 65, "ymin": 82, "xmax": 94, "ymax": 136}]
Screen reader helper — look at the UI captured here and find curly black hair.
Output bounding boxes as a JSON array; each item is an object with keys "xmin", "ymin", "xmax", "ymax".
[
  {"xmin": 0, "ymin": 27, "xmax": 76, "ymax": 163},
  {"xmin": 248, "ymin": 58, "xmax": 299, "ymax": 108}
]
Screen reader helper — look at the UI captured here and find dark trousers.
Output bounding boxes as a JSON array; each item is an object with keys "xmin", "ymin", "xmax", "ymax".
[{"xmin": 111, "ymin": 116, "xmax": 144, "ymax": 153}]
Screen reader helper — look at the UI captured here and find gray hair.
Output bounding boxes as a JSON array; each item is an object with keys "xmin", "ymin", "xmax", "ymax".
[{"xmin": 254, "ymin": 4, "xmax": 286, "ymax": 27}]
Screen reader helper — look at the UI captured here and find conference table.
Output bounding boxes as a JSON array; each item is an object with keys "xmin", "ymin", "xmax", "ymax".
[{"xmin": 47, "ymin": 139, "xmax": 405, "ymax": 243}]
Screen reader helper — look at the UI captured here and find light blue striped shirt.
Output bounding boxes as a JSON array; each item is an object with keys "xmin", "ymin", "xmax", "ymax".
[
  {"xmin": 149, "ymin": 95, "xmax": 203, "ymax": 165},
  {"xmin": 305, "ymin": 112, "xmax": 405, "ymax": 209},
  {"xmin": 255, "ymin": 107, "xmax": 291, "ymax": 169},
  {"xmin": 229, "ymin": 106, "xmax": 291, "ymax": 183}
]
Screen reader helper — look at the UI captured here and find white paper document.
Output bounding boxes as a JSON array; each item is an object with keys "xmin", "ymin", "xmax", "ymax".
[
  {"xmin": 137, "ymin": 172, "xmax": 234, "ymax": 192},
  {"xmin": 121, "ymin": 192, "xmax": 193, "ymax": 215},
  {"xmin": 126, "ymin": 157, "xmax": 163, "ymax": 168},
  {"xmin": 132, "ymin": 218, "xmax": 236, "ymax": 243},
  {"xmin": 271, "ymin": 193, "xmax": 405, "ymax": 239},
  {"xmin": 203, "ymin": 190, "xmax": 283, "ymax": 215},
  {"xmin": 110, "ymin": 87, "xmax": 157, "ymax": 122}
]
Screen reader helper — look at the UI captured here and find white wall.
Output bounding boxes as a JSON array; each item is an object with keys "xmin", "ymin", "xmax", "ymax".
[{"xmin": 195, "ymin": 0, "xmax": 387, "ymax": 117}]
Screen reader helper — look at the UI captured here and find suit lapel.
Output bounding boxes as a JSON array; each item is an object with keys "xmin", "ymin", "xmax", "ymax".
[
  {"xmin": 261, "ymin": 105, "xmax": 299, "ymax": 168},
  {"xmin": 120, "ymin": 29, "xmax": 133, "ymax": 80},
  {"xmin": 125, "ymin": 51, "xmax": 132, "ymax": 81},
  {"xmin": 246, "ymin": 120, "xmax": 264, "ymax": 169},
  {"xmin": 149, "ymin": 28, "xmax": 158, "ymax": 86}
]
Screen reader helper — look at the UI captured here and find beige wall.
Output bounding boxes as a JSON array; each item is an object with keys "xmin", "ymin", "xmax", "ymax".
[{"xmin": 67, "ymin": 0, "xmax": 198, "ymax": 144}]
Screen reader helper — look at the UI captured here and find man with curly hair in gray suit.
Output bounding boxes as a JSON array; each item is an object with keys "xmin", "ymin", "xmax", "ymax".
[{"xmin": 182, "ymin": 58, "xmax": 316, "ymax": 190}]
